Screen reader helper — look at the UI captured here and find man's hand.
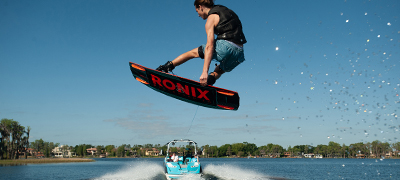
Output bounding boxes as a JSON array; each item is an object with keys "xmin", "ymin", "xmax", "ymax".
[{"xmin": 200, "ymin": 72, "xmax": 208, "ymax": 86}]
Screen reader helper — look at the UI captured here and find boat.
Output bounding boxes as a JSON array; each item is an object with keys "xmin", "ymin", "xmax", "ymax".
[{"xmin": 162, "ymin": 139, "xmax": 202, "ymax": 179}]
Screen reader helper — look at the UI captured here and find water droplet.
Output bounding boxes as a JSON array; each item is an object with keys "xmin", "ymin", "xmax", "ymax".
[
  {"xmin": 275, "ymin": 107, "xmax": 278, "ymax": 110},
  {"xmin": 327, "ymin": 136, "xmax": 330, "ymax": 139},
  {"xmin": 346, "ymin": 19, "xmax": 349, "ymax": 23},
  {"xmin": 387, "ymin": 22, "xmax": 391, "ymax": 26},
  {"xmin": 275, "ymin": 47, "xmax": 279, "ymax": 51}
]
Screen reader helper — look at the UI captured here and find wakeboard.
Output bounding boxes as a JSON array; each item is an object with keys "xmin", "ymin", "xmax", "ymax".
[{"xmin": 129, "ymin": 62, "xmax": 239, "ymax": 110}]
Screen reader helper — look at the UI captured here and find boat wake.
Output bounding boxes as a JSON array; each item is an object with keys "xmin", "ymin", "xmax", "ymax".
[
  {"xmin": 203, "ymin": 164, "xmax": 271, "ymax": 180},
  {"xmin": 92, "ymin": 161, "xmax": 278, "ymax": 180},
  {"xmin": 93, "ymin": 161, "xmax": 165, "ymax": 180}
]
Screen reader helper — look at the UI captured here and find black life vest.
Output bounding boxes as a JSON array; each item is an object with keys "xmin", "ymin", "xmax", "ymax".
[{"xmin": 208, "ymin": 5, "xmax": 247, "ymax": 45}]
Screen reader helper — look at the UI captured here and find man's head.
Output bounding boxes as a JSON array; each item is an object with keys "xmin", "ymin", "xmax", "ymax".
[{"xmin": 194, "ymin": 0, "xmax": 214, "ymax": 20}]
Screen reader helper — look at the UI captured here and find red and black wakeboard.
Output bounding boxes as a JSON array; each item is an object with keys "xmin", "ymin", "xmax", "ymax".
[{"xmin": 129, "ymin": 62, "xmax": 239, "ymax": 110}]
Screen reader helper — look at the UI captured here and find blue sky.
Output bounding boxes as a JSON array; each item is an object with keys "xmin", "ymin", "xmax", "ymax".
[{"xmin": 1, "ymin": 0, "xmax": 399, "ymax": 148}]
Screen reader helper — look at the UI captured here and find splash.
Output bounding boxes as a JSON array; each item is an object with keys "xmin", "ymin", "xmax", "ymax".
[
  {"xmin": 175, "ymin": 174, "xmax": 204, "ymax": 180},
  {"xmin": 203, "ymin": 164, "xmax": 270, "ymax": 180},
  {"xmin": 94, "ymin": 161, "xmax": 165, "ymax": 180}
]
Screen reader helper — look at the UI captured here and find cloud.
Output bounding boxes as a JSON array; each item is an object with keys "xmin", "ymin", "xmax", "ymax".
[
  {"xmin": 138, "ymin": 103, "xmax": 153, "ymax": 108},
  {"xmin": 105, "ymin": 117, "xmax": 184, "ymax": 139},
  {"xmin": 104, "ymin": 104, "xmax": 185, "ymax": 139},
  {"xmin": 217, "ymin": 125, "xmax": 281, "ymax": 134},
  {"xmin": 200, "ymin": 114, "xmax": 271, "ymax": 121}
]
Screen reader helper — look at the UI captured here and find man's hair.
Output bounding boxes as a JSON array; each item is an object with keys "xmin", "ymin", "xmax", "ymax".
[{"xmin": 194, "ymin": 0, "xmax": 214, "ymax": 8}]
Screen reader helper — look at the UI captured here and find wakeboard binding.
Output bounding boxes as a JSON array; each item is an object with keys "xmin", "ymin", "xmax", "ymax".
[{"xmin": 156, "ymin": 61, "xmax": 175, "ymax": 73}]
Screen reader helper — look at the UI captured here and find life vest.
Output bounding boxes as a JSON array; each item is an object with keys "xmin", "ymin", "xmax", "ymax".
[{"xmin": 208, "ymin": 5, "xmax": 247, "ymax": 45}]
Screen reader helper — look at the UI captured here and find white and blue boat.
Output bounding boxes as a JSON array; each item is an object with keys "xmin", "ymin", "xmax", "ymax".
[{"xmin": 162, "ymin": 139, "xmax": 202, "ymax": 179}]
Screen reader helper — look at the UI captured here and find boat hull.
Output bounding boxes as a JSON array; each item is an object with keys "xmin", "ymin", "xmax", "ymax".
[
  {"xmin": 165, "ymin": 173, "xmax": 202, "ymax": 179},
  {"xmin": 164, "ymin": 161, "xmax": 201, "ymax": 179}
]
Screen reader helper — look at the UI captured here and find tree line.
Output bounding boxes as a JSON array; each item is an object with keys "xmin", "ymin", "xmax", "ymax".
[
  {"xmin": 69, "ymin": 141, "xmax": 400, "ymax": 159},
  {"xmin": 200, "ymin": 141, "xmax": 400, "ymax": 158},
  {"xmin": 2, "ymin": 118, "xmax": 400, "ymax": 159},
  {"xmin": 30, "ymin": 139, "xmax": 60, "ymax": 158},
  {"xmin": 71, "ymin": 144, "xmax": 162, "ymax": 158}
]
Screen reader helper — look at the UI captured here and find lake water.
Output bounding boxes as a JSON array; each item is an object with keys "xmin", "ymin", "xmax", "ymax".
[{"xmin": 0, "ymin": 158, "xmax": 399, "ymax": 180}]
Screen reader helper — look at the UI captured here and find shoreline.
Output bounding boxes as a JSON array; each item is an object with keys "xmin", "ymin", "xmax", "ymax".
[{"xmin": 0, "ymin": 158, "xmax": 95, "ymax": 166}]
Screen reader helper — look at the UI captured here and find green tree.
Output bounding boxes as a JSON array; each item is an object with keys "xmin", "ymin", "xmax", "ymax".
[
  {"xmin": 144, "ymin": 144, "xmax": 153, "ymax": 149},
  {"xmin": 341, "ymin": 143, "xmax": 347, "ymax": 158},
  {"xmin": 23, "ymin": 126, "xmax": 31, "ymax": 159},
  {"xmin": 0, "ymin": 119, "xmax": 30, "ymax": 159},
  {"xmin": 0, "ymin": 120, "xmax": 11, "ymax": 159},
  {"xmin": 291, "ymin": 146, "xmax": 301, "ymax": 156},
  {"xmin": 257, "ymin": 145, "xmax": 268, "ymax": 157},
  {"xmin": 380, "ymin": 142, "xmax": 390, "ymax": 158},
  {"xmin": 293, "ymin": 145, "xmax": 305, "ymax": 154},
  {"xmin": 202, "ymin": 145, "xmax": 210, "ymax": 158},
  {"xmin": 74, "ymin": 145, "xmax": 82, "ymax": 157},
  {"xmin": 365, "ymin": 142, "xmax": 372, "ymax": 158},
  {"xmin": 209, "ymin": 146, "xmax": 218, "ymax": 157},
  {"xmin": 105, "ymin": 145, "xmax": 115, "ymax": 154},
  {"xmin": 349, "ymin": 142, "xmax": 366, "ymax": 158},
  {"xmin": 393, "ymin": 142, "xmax": 400, "ymax": 158},
  {"xmin": 72, "ymin": 144, "xmax": 90, "ymax": 157},
  {"xmin": 243, "ymin": 142, "xmax": 257, "ymax": 157},
  {"xmin": 117, "ymin": 144, "xmax": 128, "ymax": 157},
  {"xmin": 271, "ymin": 144, "xmax": 284, "ymax": 157},
  {"xmin": 327, "ymin": 141, "xmax": 341, "ymax": 158},
  {"xmin": 231, "ymin": 143, "xmax": 245, "ymax": 157},
  {"xmin": 287, "ymin": 145, "xmax": 293, "ymax": 157},
  {"xmin": 371, "ymin": 140, "xmax": 380, "ymax": 158},
  {"xmin": 314, "ymin": 144, "xmax": 328, "ymax": 157},
  {"xmin": 126, "ymin": 149, "xmax": 131, "ymax": 157},
  {"xmin": 218, "ymin": 144, "xmax": 231, "ymax": 157},
  {"xmin": 96, "ymin": 145, "xmax": 104, "ymax": 156}
]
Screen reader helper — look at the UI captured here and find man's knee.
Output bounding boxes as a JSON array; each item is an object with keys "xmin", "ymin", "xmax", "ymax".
[{"xmin": 198, "ymin": 46, "xmax": 204, "ymax": 59}]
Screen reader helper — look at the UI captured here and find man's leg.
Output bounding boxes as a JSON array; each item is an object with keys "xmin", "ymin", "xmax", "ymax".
[
  {"xmin": 171, "ymin": 48, "xmax": 199, "ymax": 67},
  {"xmin": 156, "ymin": 48, "xmax": 199, "ymax": 72}
]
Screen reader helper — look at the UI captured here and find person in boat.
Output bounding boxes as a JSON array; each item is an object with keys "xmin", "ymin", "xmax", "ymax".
[
  {"xmin": 171, "ymin": 153, "xmax": 179, "ymax": 162},
  {"xmin": 192, "ymin": 154, "xmax": 199, "ymax": 162},
  {"xmin": 156, "ymin": 0, "xmax": 247, "ymax": 86}
]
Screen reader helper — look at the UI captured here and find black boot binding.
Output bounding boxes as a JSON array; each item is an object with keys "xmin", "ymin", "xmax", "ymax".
[
  {"xmin": 207, "ymin": 74, "xmax": 216, "ymax": 86},
  {"xmin": 156, "ymin": 61, "xmax": 175, "ymax": 73}
]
